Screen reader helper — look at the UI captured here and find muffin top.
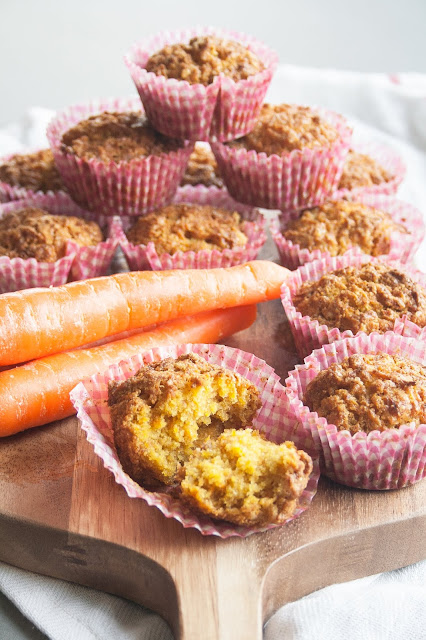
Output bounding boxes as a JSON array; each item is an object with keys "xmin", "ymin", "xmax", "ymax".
[
  {"xmin": 60, "ymin": 111, "xmax": 183, "ymax": 162},
  {"xmin": 0, "ymin": 149, "xmax": 64, "ymax": 193},
  {"xmin": 126, "ymin": 203, "xmax": 248, "ymax": 254},
  {"xmin": 293, "ymin": 261, "xmax": 426, "ymax": 334},
  {"xmin": 338, "ymin": 150, "xmax": 391, "ymax": 191},
  {"xmin": 179, "ymin": 427, "xmax": 312, "ymax": 526},
  {"xmin": 180, "ymin": 143, "xmax": 224, "ymax": 188},
  {"xmin": 303, "ymin": 353, "xmax": 426, "ymax": 434},
  {"xmin": 282, "ymin": 200, "xmax": 407, "ymax": 257},
  {"xmin": 145, "ymin": 35, "xmax": 264, "ymax": 85},
  {"xmin": 0, "ymin": 207, "xmax": 103, "ymax": 262},
  {"xmin": 229, "ymin": 104, "xmax": 339, "ymax": 156}
]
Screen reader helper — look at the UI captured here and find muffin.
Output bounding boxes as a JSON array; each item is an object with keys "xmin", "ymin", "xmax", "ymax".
[
  {"xmin": 280, "ymin": 254, "xmax": 426, "ymax": 358},
  {"xmin": 179, "ymin": 427, "xmax": 312, "ymax": 526},
  {"xmin": 0, "ymin": 148, "xmax": 65, "ymax": 200},
  {"xmin": 303, "ymin": 353, "xmax": 426, "ymax": 435},
  {"xmin": 271, "ymin": 195, "xmax": 423, "ymax": 269},
  {"xmin": 285, "ymin": 332, "xmax": 426, "ymax": 489},
  {"xmin": 292, "ymin": 262, "xmax": 426, "ymax": 335},
  {"xmin": 125, "ymin": 27, "xmax": 278, "ymax": 141},
  {"xmin": 0, "ymin": 206, "xmax": 102, "ymax": 262},
  {"xmin": 145, "ymin": 35, "xmax": 264, "ymax": 85},
  {"xmin": 211, "ymin": 103, "xmax": 352, "ymax": 210},
  {"xmin": 47, "ymin": 98, "xmax": 194, "ymax": 216},
  {"xmin": 108, "ymin": 352, "xmax": 261, "ymax": 489},
  {"xmin": 338, "ymin": 150, "xmax": 391, "ymax": 191},
  {"xmin": 180, "ymin": 143, "xmax": 224, "ymax": 189},
  {"xmin": 119, "ymin": 188, "xmax": 266, "ymax": 270}
]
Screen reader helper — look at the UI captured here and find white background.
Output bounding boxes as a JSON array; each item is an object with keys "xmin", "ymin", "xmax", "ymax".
[{"xmin": 1, "ymin": 0, "xmax": 425, "ymax": 125}]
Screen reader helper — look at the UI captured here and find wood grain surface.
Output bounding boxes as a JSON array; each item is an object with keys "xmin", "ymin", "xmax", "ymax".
[{"xmin": 0, "ymin": 239, "xmax": 425, "ymax": 640}]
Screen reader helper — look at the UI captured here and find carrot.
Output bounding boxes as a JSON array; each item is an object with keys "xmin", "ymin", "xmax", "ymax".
[
  {"xmin": 0, "ymin": 304, "xmax": 256, "ymax": 437},
  {"xmin": 0, "ymin": 260, "xmax": 288, "ymax": 366}
]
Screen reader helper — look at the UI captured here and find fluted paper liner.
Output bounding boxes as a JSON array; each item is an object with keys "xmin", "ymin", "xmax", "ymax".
[
  {"xmin": 70, "ymin": 343, "xmax": 319, "ymax": 538},
  {"xmin": 285, "ymin": 331, "xmax": 426, "ymax": 490}
]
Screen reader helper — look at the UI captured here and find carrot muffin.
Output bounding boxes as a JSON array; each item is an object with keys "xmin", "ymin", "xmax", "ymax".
[
  {"xmin": 179, "ymin": 428, "xmax": 312, "ymax": 526},
  {"xmin": 60, "ymin": 111, "xmax": 184, "ymax": 162},
  {"xmin": 303, "ymin": 353, "xmax": 426, "ymax": 435},
  {"xmin": 108, "ymin": 353, "xmax": 261, "ymax": 489},
  {"xmin": 0, "ymin": 149, "xmax": 64, "ymax": 193},
  {"xmin": 281, "ymin": 200, "xmax": 407, "ymax": 257},
  {"xmin": 293, "ymin": 261, "xmax": 426, "ymax": 335},
  {"xmin": 229, "ymin": 103, "xmax": 339, "ymax": 156},
  {"xmin": 145, "ymin": 35, "xmax": 264, "ymax": 85},
  {"xmin": 125, "ymin": 203, "xmax": 248, "ymax": 254},
  {"xmin": 180, "ymin": 143, "xmax": 224, "ymax": 188},
  {"xmin": 0, "ymin": 207, "xmax": 103, "ymax": 261},
  {"xmin": 338, "ymin": 150, "xmax": 391, "ymax": 191}
]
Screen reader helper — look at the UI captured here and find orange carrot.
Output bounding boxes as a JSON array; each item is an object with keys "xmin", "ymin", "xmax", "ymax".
[
  {"xmin": 0, "ymin": 304, "xmax": 256, "ymax": 437},
  {"xmin": 0, "ymin": 260, "xmax": 288, "ymax": 366}
]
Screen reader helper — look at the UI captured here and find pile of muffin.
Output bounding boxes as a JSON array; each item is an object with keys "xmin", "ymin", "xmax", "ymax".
[{"xmin": 2, "ymin": 27, "xmax": 426, "ymax": 526}]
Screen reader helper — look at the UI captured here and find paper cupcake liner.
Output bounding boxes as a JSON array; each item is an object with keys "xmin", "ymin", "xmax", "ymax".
[
  {"xmin": 118, "ymin": 185, "xmax": 267, "ymax": 270},
  {"xmin": 284, "ymin": 331, "xmax": 426, "ymax": 489},
  {"xmin": 0, "ymin": 192, "xmax": 119, "ymax": 289},
  {"xmin": 70, "ymin": 343, "xmax": 319, "ymax": 538},
  {"xmin": 332, "ymin": 139, "xmax": 406, "ymax": 200},
  {"xmin": 46, "ymin": 97, "xmax": 194, "ymax": 217},
  {"xmin": 270, "ymin": 193, "xmax": 424, "ymax": 269},
  {"xmin": 280, "ymin": 253, "xmax": 426, "ymax": 358},
  {"xmin": 124, "ymin": 27, "xmax": 278, "ymax": 142},
  {"xmin": 211, "ymin": 107, "xmax": 352, "ymax": 210},
  {"xmin": 0, "ymin": 149, "xmax": 69, "ymax": 203}
]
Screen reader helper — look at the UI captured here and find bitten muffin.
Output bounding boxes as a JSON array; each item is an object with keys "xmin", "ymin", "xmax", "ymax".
[
  {"xmin": 108, "ymin": 353, "xmax": 261, "ymax": 489},
  {"xmin": 145, "ymin": 35, "xmax": 264, "ymax": 85},
  {"xmin": 282, "ymin": 200, "xmax": 407, "ymax": 257},
  {"xmin": 229, "ymin": 103, "xmax": 339, "ymax": 156},
  {"xmin": 0, "ymin": 207, "xmax": 103, "ymax": 261},
  {"xmin": 60, "ymin": 111, "xmax": 184, "ymax": 162},
  {"xmin": 293, "ymin": 261, "xmax": 426, "ymax": 334},
  {"xmin": 0, "ymin": 149, "xmax": 64, "ymax": 193},
  {"xmin": 180, "ymin": 143, "xmax": 224, "ymax": 188},
  {"xmin": 125, "ymin": 203, "xmax": 248, "ymax": 254},
  {"xmin": 338, "ymin": 150, "xmax": 391, "ymax": 191},
  {"xmin": 179, "ymin": 428, "xmax": 312, "ymax": 526},
  {"xmin": 303, "ymin": 353, "xmax": 426, "ymax": 435}
]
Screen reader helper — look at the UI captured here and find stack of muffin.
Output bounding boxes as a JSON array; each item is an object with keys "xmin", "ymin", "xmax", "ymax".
[{"xmin": 1, "ymin": 27, "xmax": 426, "ymax": 504}]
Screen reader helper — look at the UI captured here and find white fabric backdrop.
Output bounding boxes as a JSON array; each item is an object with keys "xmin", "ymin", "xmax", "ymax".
[{"xmin": 0, "ymin": 65, "xmax": 425, "ymax": 639}]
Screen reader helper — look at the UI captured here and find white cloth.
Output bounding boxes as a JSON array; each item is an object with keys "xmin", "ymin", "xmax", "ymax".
[{"xmin": 1, "ymin": 66, "xmax": 426, "ymax": 639}]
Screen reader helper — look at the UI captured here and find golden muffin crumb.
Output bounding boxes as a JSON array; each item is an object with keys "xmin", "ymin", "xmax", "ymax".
[
  {"xmin": 146, "ymin": 35, "xmax": 264, "ymax": 85},
  {"xmin": 293, "ymin": 262, "xmax": 426, "ymax": 335},
  {"xmin": 179, "ymin": 428, "xmax": 312, "ymax": 526},
  {"xmin": 0, "ymin": 149, "xmax": 63, "ymax": 193},
  {"xmin": 229, "ymin": 103, "xmax": 339, "ymax": 156},
  {"xmin": 303, "ymin": 353, "xmax": 426, "ymax": 434},
  {"xmin": 108, "ymin": 353, "xmax": 261, "ymax": 489},
  {"xmin": 180, "ymin": 143, "xmax": 224, "ymax": 188},
  {"xmin": 338, "ymin": 150, "xmax": 391, "ymax": 191},
  {"xmin": 282, "ymin": 200, "xmax": 407, "ymax": 257},
  {"xmin": 0, "ymin": 207, "xmax": 103, "ymax": 261},
  {"xmin": 61, "ymin": 111, "xmax": 183, "ymax": 163},
  {"xmin": 126, "ymin": 203, "xmax": 248, "ymax": 254}
]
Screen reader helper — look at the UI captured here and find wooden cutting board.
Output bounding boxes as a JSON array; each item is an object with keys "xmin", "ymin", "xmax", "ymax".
[{"xmin": 0, "ymin": 239, "xmax": 425, "ymax": 640}]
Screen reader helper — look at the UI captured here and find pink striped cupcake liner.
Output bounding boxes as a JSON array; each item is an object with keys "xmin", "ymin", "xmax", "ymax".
[
  {"xmin": 211, "ymin": 107, "xmax": 352, "ymax": 211},
  {"xmin": 270, "ymin": 193, "xmax": 424, "ymax": 270},
  {"xmin": 46, "ymin": 97, "xmax": 194, "ymax": 217},
  {"xmin": 124, "ymin": 27, "xmax": 278, "ymax": 142},
  {"xmin": 0, "ymin": 193, "xmax": 119, "ymax": 290},
  {"xmin": 70, "ymin": 342, "xmax": 319, "ymax": 538},
  {"xmin": 117, "ymin": 185, "xmax": 266, "ymax": 271},
  {"xmin": 0, "ymin": 147, "xmax": 69, "ymax": 203},
  {"xmin": 332, "ymin": 139, "xmax": 406, "ymax": 200},
  {"xmin": 285, "ymin": 331, "xmax": 426, "ymax": 490},
  {"xmin": 280, "ymin": 253, "xmax": 426, "ymax": 358}
]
